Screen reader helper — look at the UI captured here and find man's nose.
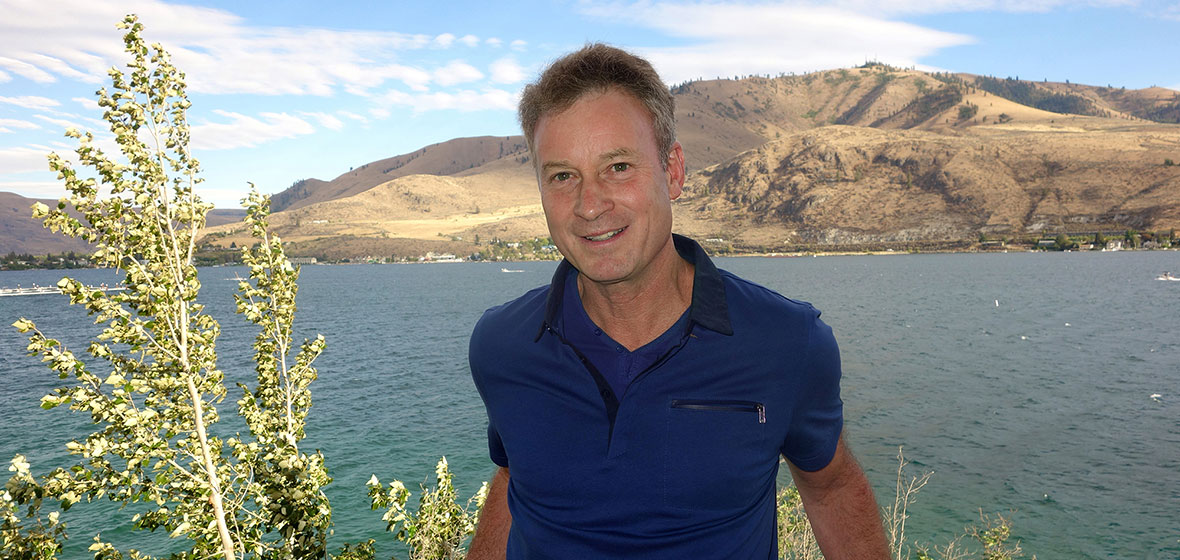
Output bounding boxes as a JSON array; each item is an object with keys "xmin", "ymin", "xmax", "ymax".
[{"xmin": 573, "ymin": 176, "xmax": 612, "ymax": 220}]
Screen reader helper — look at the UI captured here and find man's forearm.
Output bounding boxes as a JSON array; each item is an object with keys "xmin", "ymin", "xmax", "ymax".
[
  {"xmin": 790, "ymin": 439, "xmax": 890, "ymax": 559},
  {"xmin": 467, "ymin": 466, "xmax": 511, "ymax": 560},
  {"xmin": 804, "ymin": 466, "xmax": 889, "ymax": 558}
]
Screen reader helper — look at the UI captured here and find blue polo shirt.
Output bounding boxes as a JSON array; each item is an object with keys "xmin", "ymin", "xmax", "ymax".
[
  {"xmin": 560, "ymin": 269, "xmax": 692, "ymax": 399},
  {"xmin": 469, "ymin": 235, "xmax": 844, "ymax": 559}
]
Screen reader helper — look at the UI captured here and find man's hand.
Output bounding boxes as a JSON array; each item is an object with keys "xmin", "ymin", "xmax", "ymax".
[
  {"xmin": 789, "ymin": 436, "xmax": 890, "ymax": 559},
  {"xmin": 467, "ymin": 466, "xmax": 511, "ymax": 560}
]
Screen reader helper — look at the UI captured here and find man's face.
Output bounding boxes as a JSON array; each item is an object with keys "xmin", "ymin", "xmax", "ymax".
[{"xmin": 533, "ymin": 89, "xmax": 685, "ymax": 287}]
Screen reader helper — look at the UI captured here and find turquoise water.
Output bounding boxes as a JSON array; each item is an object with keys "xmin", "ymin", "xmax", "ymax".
[{"xmin": 1, "ymin": 251, "xmax": 1178, "ymax": 558}]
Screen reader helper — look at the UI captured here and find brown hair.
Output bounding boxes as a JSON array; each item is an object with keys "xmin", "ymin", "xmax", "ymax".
[{"xmin": 518, "ymin": 43, "xmax": 676, "ymax": 165}]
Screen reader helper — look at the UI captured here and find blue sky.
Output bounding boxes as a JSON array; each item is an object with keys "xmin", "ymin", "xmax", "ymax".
[{"xmin": 1, "ymin": 0, "xmax": 1178, "ymax": 208}]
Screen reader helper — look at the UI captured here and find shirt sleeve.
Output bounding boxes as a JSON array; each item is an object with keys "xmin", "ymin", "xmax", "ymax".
[
  {"xmin": 488, "ymin": 421, "xmax": 509, "ymax": 467},
  {"xmin": 780, "ymin": 309, "xmax": 844, "ymax": 471},
  {"xmin": 471, "ymin": 310, "xmax": 510, "ymax": 468}
]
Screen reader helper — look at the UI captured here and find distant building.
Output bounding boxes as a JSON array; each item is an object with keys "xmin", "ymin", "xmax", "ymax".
[
  {"xmin": 423, "ymin": 252, "xmax": 463, "ymax": 262},
  {"xmin": 289, "ymin": 257, "xmax": 318, "ymax": 265}
]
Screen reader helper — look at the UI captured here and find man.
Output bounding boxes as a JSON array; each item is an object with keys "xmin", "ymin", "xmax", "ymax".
[{"xmin": 467, "ymin": 44, "xmax": 888, "ymax": 559}]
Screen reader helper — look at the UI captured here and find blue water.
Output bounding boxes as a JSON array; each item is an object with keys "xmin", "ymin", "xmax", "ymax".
[{"xmin": 1, "ymin": 251, "xmax": 1178, "ymax": 558}]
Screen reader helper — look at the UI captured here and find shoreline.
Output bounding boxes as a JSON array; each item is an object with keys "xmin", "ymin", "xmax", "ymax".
[{"xmin": 2, "ymin": 246, "xmax": 1176, "ymax": 272}]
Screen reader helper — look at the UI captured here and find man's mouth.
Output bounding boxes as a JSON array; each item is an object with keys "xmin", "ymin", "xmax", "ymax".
[{"xmin": 583, "ymin": 227, "xmax": 625, "ymax": 242}]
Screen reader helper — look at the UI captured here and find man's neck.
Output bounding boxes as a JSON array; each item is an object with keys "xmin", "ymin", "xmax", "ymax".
[{"xmin": 577, "ymin": 242, "xmax": 694, "ymax": 351}]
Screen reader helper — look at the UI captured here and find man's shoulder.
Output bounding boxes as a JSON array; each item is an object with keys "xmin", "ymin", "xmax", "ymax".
[
  {"xmin": 718, "ymin": 268, "xmax": 821, "ymax": 321},
  {"xmin": 472, "ymin": 284, "xmax": 550, "ymax": 340}
]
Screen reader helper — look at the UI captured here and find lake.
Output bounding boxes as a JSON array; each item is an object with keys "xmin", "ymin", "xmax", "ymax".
[{"xmin": 1, "ymin": 250, "xmax": 1177, "ymax": 558}]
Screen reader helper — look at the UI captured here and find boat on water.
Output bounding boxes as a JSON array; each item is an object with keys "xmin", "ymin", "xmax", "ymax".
[
  {"xmin": 1157, "ymin": 272, "xmax": 1180, "ymax": 281},
  {"xmin": 501, "ymin": 268, "xmax": 524, "ymax": 273},
  {"xmin": 0, "ymin": 284, "xmax": 128, "ymax": 297}
]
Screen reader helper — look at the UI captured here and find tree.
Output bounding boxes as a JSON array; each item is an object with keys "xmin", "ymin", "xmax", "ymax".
[
  {"xmin": 367, "ymin": 457, "xmax": 488, "ymax": 560},
  {"xmin": 1054, "ymin": 234, "xmax": 1072, "ymax": 251},
  {"xmin": 9, "ymin": 15, "xmax": 331, "ymax": 558},
  {"xmin": 6, "ymin": 15, "xmax": 484, "ymax": 559}
]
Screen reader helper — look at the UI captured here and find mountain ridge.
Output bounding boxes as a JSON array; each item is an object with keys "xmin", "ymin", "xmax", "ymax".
[{"xmin": 5, "ymin": 65, "xmax": 1178, "ymax": 258}]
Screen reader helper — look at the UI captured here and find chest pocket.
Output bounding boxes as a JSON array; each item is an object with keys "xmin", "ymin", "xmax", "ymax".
[{"xmin": 662, "ymin": 399, "xmax": 771, "ymax": 510}]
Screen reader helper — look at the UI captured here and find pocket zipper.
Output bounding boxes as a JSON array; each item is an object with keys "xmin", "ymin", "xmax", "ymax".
[{"xmin": 670, "ymin": 400, "xmax": 766, "ymax": 423}]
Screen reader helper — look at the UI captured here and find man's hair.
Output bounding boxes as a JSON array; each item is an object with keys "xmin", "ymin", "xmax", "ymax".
[{"xmin": 518, "ymin": 43, "xmax": 676, "ymax": 164}]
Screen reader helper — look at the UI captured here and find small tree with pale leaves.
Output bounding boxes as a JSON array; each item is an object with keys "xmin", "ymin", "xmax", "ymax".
[
  {"xmin": 9, "ymin": 15, "xmax": 329, "ymax": 558},
  {"xmin": 366, "ymin": 457, "xmax": 488, "ymax": 560},
  {"xmin": 5, "ymin": 14, "xmax": 487, "ymax": 560}
]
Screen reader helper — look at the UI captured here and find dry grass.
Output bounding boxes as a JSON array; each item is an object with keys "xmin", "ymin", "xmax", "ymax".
[{"xmin": 777, "ymin": 447, "xmax": 1029, "ymax": 560}]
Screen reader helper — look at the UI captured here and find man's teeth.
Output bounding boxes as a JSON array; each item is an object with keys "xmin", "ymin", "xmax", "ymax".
[{"xmin": 585, "ymin": 228, "xmax": 624, "ymax": 241}]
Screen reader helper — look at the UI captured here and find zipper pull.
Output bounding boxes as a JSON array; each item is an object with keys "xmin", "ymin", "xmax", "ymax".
[{"xmin": 757, "ymin": 403, "xmax": 766, "ymax": 424}]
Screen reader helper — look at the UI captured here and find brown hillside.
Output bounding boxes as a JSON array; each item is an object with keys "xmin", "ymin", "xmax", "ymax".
[
  {"xmin": 201, "ymin": 67, "xmax": 1180, "ymax": 258},
  {"xmin": 204, "ymin": 159, "xmax": 539, "ymax": 249},
  {"xmin": 1, "ymin": 192, "xmax": 245, "ymax": 255},
  {"xmin": 14, "ymin": 66, "xmax": 1178, "ymax": 259},
  {"xmin": 678, "ymin": 123, "xmax": 1180, "ymax": 248},
  {"xmin": 673, "ymin": 67, "xmax": 950, "ymax": 169},
  {"xmin": 0, "ymin": 192, "xmax": 93, "ymax": 255},
  {"xmin": 271, "ymin": 135, "xmax": 527, "ymax": 212}
]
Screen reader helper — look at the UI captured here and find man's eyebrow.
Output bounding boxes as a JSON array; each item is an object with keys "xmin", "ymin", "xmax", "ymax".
[
  {"xmin": 599, "ymin": 147, "xmax": 638, "ymax": 162},
  {"xmin": 539, "ymin": 148, "xmax": 638, "ymax": 175},
  {"xmin": 540, "ymin": 160, "xmax": 573, "ymax": 175}
]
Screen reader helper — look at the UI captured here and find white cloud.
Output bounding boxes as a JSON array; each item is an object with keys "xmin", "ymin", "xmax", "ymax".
[
  {"xmin": 300, "ymin": 111, "xmax": 345, "ymax": 131},
  {"xmin": 376, "ymin": 88, "xmax": 518, "ymax": 113},
  {"xmin": 337, "ymin": 110, "xmax": 369, "ymax": 124},
  {"xmin": 32, "ymin": 113, "xmax": 106, "ymax": 134},
  {"xmin": 0, "ymin": 118, "xmax": 40, "ymax": 133},
  {"xmin": 579, "ymin": 2, "xmax": 973, "ymax": 84},
  {"xmin": 0, "ymin": 146, "xmax": 53, "ymax": 173},
  {"xmin": 0, "ymin": 180, "xmax": 67, "ymax": 199},
  {"xmin": 1162, "ymin": 1, "xmax": 1180, "ymax": 20},
  {"xmin": 489, "ymin": 57, "xmax": 526, "ymax": 84},
  {"xmin": 0, "ymin": 95, "xmax": 60, "ymax": 111},
  {"xmin": 832, "ymin": 0, "xmax": 1137, "ymax": 15},
  {"xmin": 510, "ymin": 40, "xmax": 527, "ymax": 51},
  {"xmin": 486, "ymin": 38, "xmax": 503, "ymax": 48},
  {"xmin": 0, "ymin": 0, "xmax": 477, "ymax": 97},
  {"xmin": 434, "ymin": 60, "xmax": 484, "ymax": 86},
  {"xmin": 191, "ymin": 110, "xmax": 315, "ymax": 150},
  {"xmin": 0, "ymin": 55, "xmax": 57, "ymax": 83},
  {"xmin": 33, "ymin": 114, "xmax": 86, "ymax": 131},
  {"xmin": 71, "ymin": 97, "xmax": 100, "ymax": 111},
  {"xmin": 459, "ymin": 34, "xmax": 480, "ymax": 47}
]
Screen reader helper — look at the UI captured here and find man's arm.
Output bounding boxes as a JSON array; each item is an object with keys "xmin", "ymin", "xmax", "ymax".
[
  {"xmin": 788, "ymin": 436, "xmax": 889, "ymax": 560},
  {"xmin": 467, "ymin": 466, "xmax": 511, "ymax": 560}
]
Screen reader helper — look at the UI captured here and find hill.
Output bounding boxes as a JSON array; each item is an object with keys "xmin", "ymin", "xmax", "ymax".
[
  {"xmin": 223, "ymin": 66, "xmax": 1176, "ymax": 258},
  {"xmin": 0, "ymin": 192, "xmax": 93, "ymax": 255},
  {"xmin": 269, "ymin": 136, "xmax": 528, "ymax": 212},
  {"xmin": 7, "ymin": 66, "xmax": 1180, "ymax": 259},
  {"xmin": 1, "ymin": 191, "xmax": 246, "ymax": 255},
  {"xmin": 674, "ymin": 123, "xmax": 1180, "ymax": 249}
]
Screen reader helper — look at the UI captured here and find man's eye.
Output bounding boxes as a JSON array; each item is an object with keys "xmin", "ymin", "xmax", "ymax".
[
  {"xmin": 610, "ymin": 162, "xmax": 630, "ymax": 173},
  {"xmin": 552, "ymin": 171, "xmax": 572, "ymax": 182}
]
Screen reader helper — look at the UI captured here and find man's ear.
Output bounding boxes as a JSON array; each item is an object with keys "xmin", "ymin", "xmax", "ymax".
[{"xmin": 666, "ymin": 141, "xmax": 686, "ymax": 200}]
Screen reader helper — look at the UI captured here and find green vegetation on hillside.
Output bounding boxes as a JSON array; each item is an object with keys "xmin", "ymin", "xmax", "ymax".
[
  {"xmin": 1, "ymin": 251, "xmax": 92, "ymax": 271},
  {"xmin": 972, "ymin": 76, "xmax": 1098, "ymax": 116}
]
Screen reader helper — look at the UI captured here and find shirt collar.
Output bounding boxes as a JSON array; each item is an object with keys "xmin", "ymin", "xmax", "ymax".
[{"xmin": 536, "ymin": 234, "xmax": 732, "ymax": 341}]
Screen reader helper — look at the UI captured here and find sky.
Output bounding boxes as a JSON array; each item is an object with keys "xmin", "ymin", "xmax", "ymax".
[{"xmin": 1, "ymin": 0, "xmax": 1178, "ymax": 209}]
